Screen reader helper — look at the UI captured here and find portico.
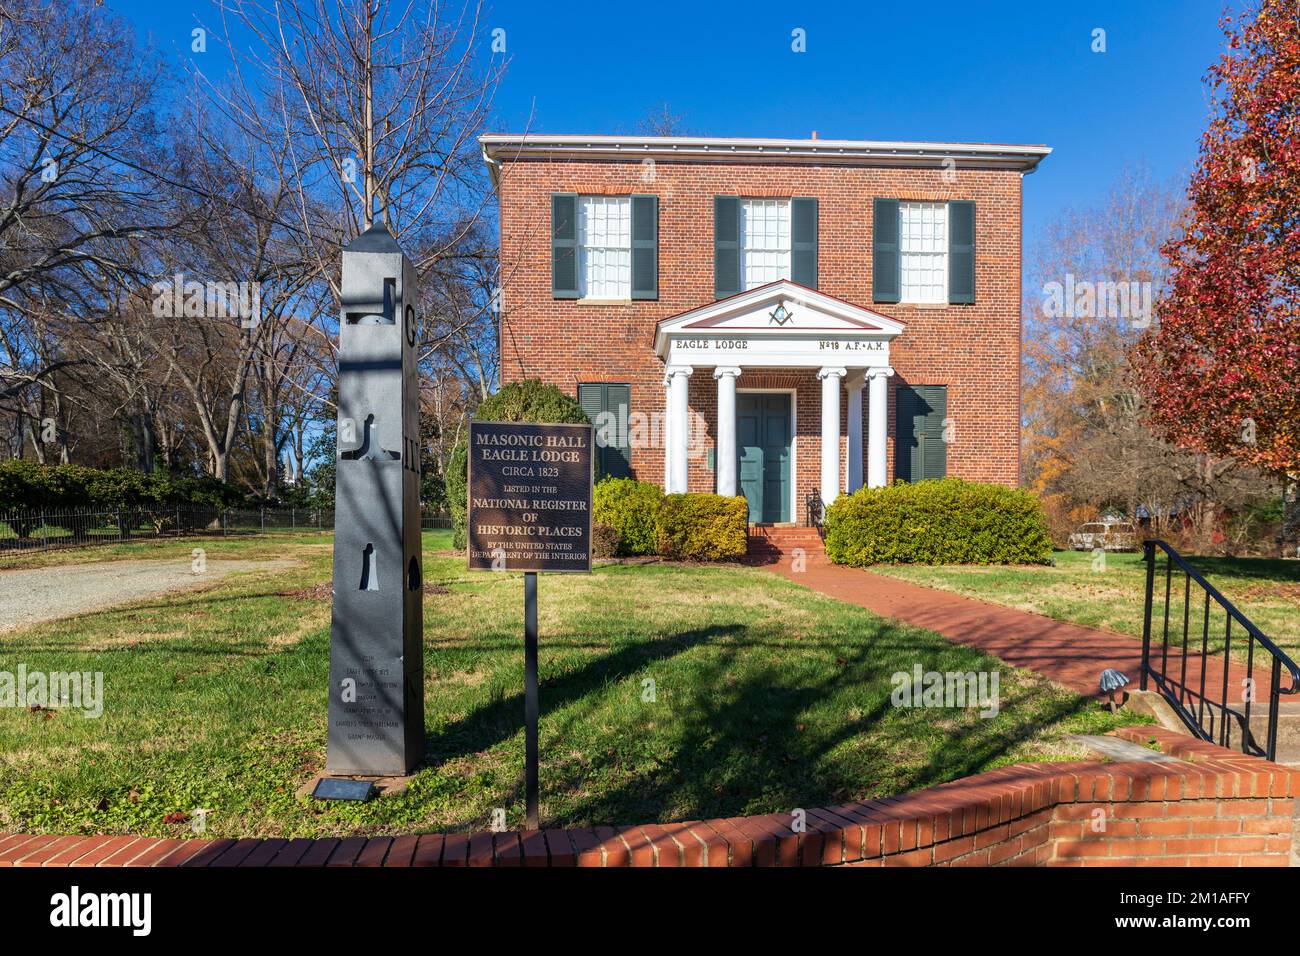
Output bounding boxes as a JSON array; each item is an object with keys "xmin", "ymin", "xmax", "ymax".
[{"xmin": 654, "ymin": 281, "xmax": 904, "ymax": 521}]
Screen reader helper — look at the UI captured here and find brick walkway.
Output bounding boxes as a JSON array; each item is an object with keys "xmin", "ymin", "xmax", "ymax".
[{"xmin": 759, "ymin": 553, "xmax": 1270, "ymax": 702}]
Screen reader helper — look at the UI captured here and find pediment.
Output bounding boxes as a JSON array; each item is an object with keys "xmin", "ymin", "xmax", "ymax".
[{"xmin": 654, "ymin": 281, "xmax": 904, "ymax": 355}]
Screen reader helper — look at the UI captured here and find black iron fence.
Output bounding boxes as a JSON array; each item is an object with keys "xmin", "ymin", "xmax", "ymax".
[
  {"xmin": 0, "ymin": 505, "xmax": 452, "ymax": 554},
  {"xmin": 1140, "ymin": 539, "xmax": 1300, "ymax": 761}
]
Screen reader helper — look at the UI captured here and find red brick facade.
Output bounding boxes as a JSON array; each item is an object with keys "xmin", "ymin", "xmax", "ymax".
[{"xmin": 487, "ymin": 138, "xmax": 1034, "ymax": 519}]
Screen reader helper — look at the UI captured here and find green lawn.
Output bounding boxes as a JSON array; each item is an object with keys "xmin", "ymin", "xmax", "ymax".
[
  {"xmin": 872, "ymin": 549, "xmax": 1300, "ymax": 659},
  {"xmin": 0, "ymin": 533, "xmax": 1142, "ymax": 839}
]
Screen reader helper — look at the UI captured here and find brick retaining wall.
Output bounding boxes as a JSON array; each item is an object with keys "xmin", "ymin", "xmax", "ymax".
[{"xmin": 1, "ymin": 729, "xmax": 1294, "ymax": 868}]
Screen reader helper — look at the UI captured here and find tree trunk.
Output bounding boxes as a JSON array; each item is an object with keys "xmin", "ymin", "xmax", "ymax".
[
  {"xmin": 1282, "ymin": 475, "xmax": 1299, "ymax": 559},
  {"xmin": 134, "ymin": 405, "xmax": 156, "ymax": 473}
]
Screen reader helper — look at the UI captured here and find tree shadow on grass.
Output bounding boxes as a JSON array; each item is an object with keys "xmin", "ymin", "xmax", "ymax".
[
  {"xmin": 529, "ymin": 617, "xmax": 1111, "ymax": 829},
  {"xmin": 422, "ymin": 623, "xmax": 747, "ymax": 768},
  {"xmin": 1184, "ymin": 554, "xmax": 1300, "ymax": 584}
]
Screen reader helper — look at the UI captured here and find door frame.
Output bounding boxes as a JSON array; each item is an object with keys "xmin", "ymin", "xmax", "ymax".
[{"xmin": 736, "ymin": 386, "xmax": 797, "ymax": 524}]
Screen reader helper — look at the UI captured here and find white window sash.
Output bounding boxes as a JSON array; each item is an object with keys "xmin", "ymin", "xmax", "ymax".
[
  {"xmin": 899, "ymin": 202, "xmax": 948, "ymax": 304},
  {"xmin": 740, "ymin": 198, "xmax": 792, "ymax": 290},
  {"xmin": 578, "ymin": 197, "xmax": 631, "ymax": 299}
]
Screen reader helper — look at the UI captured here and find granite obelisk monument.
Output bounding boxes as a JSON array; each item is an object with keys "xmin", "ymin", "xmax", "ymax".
[{"xmin": 326, "ymin": 221, "xmax": 424, "ymax": 776}]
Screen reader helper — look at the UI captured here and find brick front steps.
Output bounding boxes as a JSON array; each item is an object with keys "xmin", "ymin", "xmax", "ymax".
[
  {"xmin": 745, "ymin": 526, "xmax": 826, "ymax": 566},
  {"xmin": 1, "ymin": 729, "xmax": 1295, "ymax": 868}
]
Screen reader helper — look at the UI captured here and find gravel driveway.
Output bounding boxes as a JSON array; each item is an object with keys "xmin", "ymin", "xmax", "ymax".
[{"xmin": 0, "ymin": 558, "xmax": 297, "ymax": 634}]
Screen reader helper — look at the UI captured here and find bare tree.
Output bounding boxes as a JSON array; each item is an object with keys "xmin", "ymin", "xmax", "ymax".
[
  {"xmin": 196, "ymin": 0, "xmax": 504, "ymax": 300},
  {"xmin": 636, "ymin": 102, "xmax": 693, "ymax": 136},
  {"xmin": 0, "ymin": 0, "xmax": 169, "ymax": 456},
  {"xmin": 1023, "ymin": 164, "xmax": 1276, "ymax": 551},
  {"xmin": 190, "ymin": 0, "xmax": 506, "ymax": 489}
]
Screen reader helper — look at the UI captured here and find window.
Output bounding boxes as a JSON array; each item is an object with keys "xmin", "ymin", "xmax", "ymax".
[
  {"xmin": 578, "ymin": 383, "xmax": 632, "ymax": 480},
  {"xmin": 578, "ymin": 197, "xmax": 631, "ymax": 299},
  {"xmin": 895, "ymin": 385, "xmax": 948, "ymax": 482},
  {"xmin": 740, "ymin": 199, "xmax": 791, "ymax": 289},
  {"xmin": 899, "ymin": 202, "xmax": 948, "ymax": 304}
]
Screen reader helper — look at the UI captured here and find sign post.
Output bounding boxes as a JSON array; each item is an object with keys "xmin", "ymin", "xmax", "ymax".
[
  {"xmin": 523, "ymin": 571, "xmax": 539, "ymax": 828},
  {"xmin": 466, "ymin": 420, "xmax": 593, "ymax": 829}
]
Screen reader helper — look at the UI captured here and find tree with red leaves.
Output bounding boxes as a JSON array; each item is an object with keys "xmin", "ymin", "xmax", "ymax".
[{"xmin": 1134, "ymin": 0, "xmax": 1300, "ymax": 554}]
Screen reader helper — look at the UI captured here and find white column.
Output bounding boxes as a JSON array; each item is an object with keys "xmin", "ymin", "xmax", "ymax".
[
  {"xmin": 818, "ymin": 366, "xmax": 847, "ymax": 507},
  {"xmin": 663, "ymin": 380, "xmax": 671, "ymax": 488},
  {"xmin": 713, "ymin": 366, "xmax": 742, "ymax": 497},
  {"xmin": 665, "ymin": 365, "xmax": 693, "ymax": 493},
  {"xmin": 846, "ymin": 373, "xmax": 865, "ymax": 493},
  {"xmin": 867, "ymin": 366, "xmax": 894, "ymax": 489}
]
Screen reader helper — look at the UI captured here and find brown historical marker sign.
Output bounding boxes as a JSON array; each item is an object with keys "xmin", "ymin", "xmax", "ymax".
[{"xmin": 467, "ymin": 421, "xmax": 593, "ymax": 573}]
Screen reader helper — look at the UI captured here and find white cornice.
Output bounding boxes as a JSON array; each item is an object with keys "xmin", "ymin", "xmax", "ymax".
[{"xmin": 480, "ymin": 134, "xmax": 1052, "ymax": 185}]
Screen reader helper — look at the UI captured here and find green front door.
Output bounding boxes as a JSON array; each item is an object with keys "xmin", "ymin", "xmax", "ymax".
[{"xmin": 737, "ymin": 393, "xmax": 791, "ymax": 523}]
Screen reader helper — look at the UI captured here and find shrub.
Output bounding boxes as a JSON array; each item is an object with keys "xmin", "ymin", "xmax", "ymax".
[
  {"xmin": 592, "ymin": 522, "xmax": 621, "ymax": 558},
  {"xmin": 0, "ymin": 460, "xmax": 247, "ymax": 512},
  {"xmin": 447, "ymin": 380, "xmax": 590, "ymax": 549},
  {"xmin": 445, "ymin": 441, "xmax": 469, "ymax": 549},
  {"xmin": 656, "ymin": 493, "xmax": 748, "ymax": 561},
  {"xmin": 823, "ymin": 478, "xmax": 1053, "ymax": 566},
  {"xmin": 593, "ymin": 477, "xmax": 663, "ymax": 556}
]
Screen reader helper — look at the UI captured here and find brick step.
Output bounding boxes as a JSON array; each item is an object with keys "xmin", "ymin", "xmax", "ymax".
[
  {"xmin": 747, "ymin": 535, "xmax": 823, "ymax": 545},
  {"xmin": 748, "ymin": 530, "xmax": 824, "ymax": 543},
  {"xmin": 745, "ymin": 530, "xmax": 827, "ymax": 566},
  {"xmin": 746, "ymin": 543, "xmax": 824, "ymax": 552}
]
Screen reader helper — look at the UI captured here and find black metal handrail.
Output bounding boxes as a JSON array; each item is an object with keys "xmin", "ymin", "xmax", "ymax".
[
  {"xmin": 805, "ymin": 492, "xmax": 824, "ymax": 529},
  {"xmin": 1140, "ymin": 539, "xmax": 1300, "ymax": 761}
]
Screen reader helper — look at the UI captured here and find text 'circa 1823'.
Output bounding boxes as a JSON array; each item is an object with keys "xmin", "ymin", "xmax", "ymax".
[{"xmin": 466, "ymin": 421, "xmax": 593, "ymax": 573}]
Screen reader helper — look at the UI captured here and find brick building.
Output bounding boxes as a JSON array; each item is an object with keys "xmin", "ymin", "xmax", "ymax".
[{"xmin": 481, "ymin": 134, "xmax": 1050, "ymax": 525}]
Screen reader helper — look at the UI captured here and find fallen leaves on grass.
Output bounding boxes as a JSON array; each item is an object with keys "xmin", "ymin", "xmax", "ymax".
[{"xmin": 284, "ymin": 581, "xmax": 331, "ymax": 601}]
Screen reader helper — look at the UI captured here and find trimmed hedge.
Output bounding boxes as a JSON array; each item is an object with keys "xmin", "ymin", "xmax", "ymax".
[
  {"xmin": 448, "ymin": 380, "xmax": 591, "ymax": 550},
  {"xmin": 593, "ymin": 477, "xmax": 663, "ymax": 556},
  {"xmin": 656, "ymin": 493, "xmax": 748, "ymax": 561},
  {"xmin": 0, "ymin": 460, "xmax": 247, "ymax": 512},
  {"xmin": 823, "ymin": 478, "xmax": 1053, "ymax": 566}
]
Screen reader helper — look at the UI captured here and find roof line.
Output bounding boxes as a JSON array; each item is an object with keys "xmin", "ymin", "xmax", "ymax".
[{"xmin": 479, "ymin": 133, "xmax": 1052, "ymax": 178}]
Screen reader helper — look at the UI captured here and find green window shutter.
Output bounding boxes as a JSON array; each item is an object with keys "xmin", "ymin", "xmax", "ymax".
[
  {"xmin": 552, "ymin": 193, "xmax": 579, "ymax": 299},
  {"xmin": 791, "ymin": 197, "xmax": 818, "ymax": 289},
  {"xmin": 894, "ymin": 386, "xmax": 918, "ymax": 482},
  {"xmin": 895, "ymin": 385, "xmax": 948, "ymax": 481},
  {"xmin": 872, "ymin": 198, "xmax": 900, "ymax": 304},
  {"xmin": 631, "ymin": 195, "xmax": 658, "ymax": 300},
  {"xmin": 605, "ymin": 384, "xmax": 632, "ymax": 478},
  {"xmin": 578, "ymin": 383, "xmax": 632, "ymax": 480},
  {"xmin": 919, "ymin": 386, "xmax": 948, "ymax": 479},
  {"xmin": 578, "ymin": 383, "xmax": 604, "ymax": 421},
  {"xmin": 714, "ymin": 196, "xmax": 741, "ymax": 298},
  {"xmin": 578, "ymin": 384, "xmax": 607, "ymax": 478},
  {"xmin": 948, "ymin": 200, "xmax": 975, "ymax": 304}
]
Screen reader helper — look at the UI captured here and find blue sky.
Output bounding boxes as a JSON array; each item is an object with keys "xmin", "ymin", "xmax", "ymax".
[{"xmin": 109, "ymin": 0, "xmax": 1231, "ymax": 248}]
